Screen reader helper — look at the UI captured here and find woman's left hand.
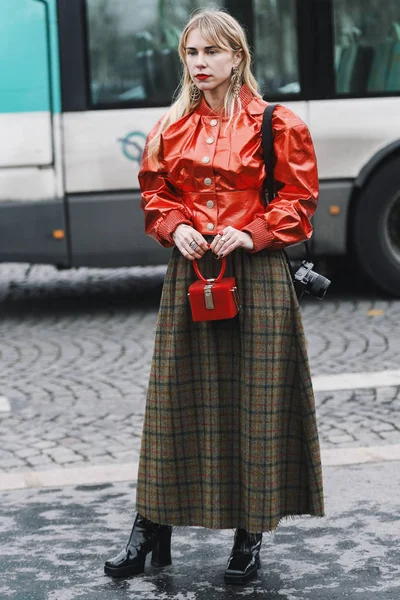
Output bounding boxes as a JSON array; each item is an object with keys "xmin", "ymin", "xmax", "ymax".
[{"xmin": 209, "ymin": 226, "xmax": 254, "ymax": 257}]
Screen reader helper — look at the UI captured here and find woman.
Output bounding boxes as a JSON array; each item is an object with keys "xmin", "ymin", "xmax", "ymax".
[{"xmin": 104, "ymin": 9, "xmax": 324, "ymax": 585}]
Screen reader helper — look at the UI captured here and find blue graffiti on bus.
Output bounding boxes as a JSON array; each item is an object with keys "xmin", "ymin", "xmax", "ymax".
[{"xmin": 118, "ymin": 131, "xmax": 147, "ymax": 164}]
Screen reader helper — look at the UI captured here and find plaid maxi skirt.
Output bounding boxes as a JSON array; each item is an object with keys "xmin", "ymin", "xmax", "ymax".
[{"xmin": 136, "ymin": 246, "xmax": 324, "ymax": 533}]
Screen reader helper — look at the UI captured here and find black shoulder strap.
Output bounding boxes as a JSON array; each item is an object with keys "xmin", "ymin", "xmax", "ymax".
[
  {"xmin": 261, "ymin": 104, "xmax": 311, "ymax": 260},
  {"xmin": 261, "ymin": 103, "xmax": 277, "ymax": 205}
]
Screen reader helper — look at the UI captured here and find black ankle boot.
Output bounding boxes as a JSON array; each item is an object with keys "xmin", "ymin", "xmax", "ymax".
[
  {"xmin": 104, "ymin": 513, "xmax": 172, "ymax": 578},
  {"xmin": 224, "ymin": 528, "xmax": 262, "ymax": 585}
]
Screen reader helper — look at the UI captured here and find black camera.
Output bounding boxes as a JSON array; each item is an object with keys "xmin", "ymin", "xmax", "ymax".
[{"xmin": 293, "ymin": 261, "xmax": 331, "ymax": 299}]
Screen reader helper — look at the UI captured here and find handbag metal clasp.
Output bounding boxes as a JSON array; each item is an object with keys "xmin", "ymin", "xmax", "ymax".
[
  {"xmin": 204, "ymin": 284, "xmax": 215, "ymax": 309},
  {"xmin": 231, "ymin": 286, "xmax": 240, "ymax": 310}
]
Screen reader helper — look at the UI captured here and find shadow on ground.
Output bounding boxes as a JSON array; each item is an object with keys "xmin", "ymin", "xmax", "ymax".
[
  {"xmin": 0, "ymin": 256, "xmax": 393, "ymax": 318},
  {"xmin": 0, "ymin": 265, "xmax": 167, "ymax": 315}
]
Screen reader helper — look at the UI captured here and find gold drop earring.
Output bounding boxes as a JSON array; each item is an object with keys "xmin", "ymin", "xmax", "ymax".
[
  {"xmin": 231, "ymin": 66, "xmax": 242, "ymax": 99},
  {"xmin": 189, "ymin": 81, "xmax": 201, "ymax": 104}
]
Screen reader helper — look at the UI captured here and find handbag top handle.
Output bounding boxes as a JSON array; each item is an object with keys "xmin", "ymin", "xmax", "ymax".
[{"xmin": 193, "ymin": 257, "xmax": 227, "ymax": 283}]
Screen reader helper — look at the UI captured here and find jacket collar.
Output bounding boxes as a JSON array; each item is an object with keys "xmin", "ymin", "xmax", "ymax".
[{"xmin": 196, "ymin": 84, "xmax": 258, "ymax": 117}]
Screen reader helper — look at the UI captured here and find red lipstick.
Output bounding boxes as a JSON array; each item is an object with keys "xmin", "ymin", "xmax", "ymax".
[{"xmin": 195, "ymin": 74, "xmax": 210, "ymax": 81}]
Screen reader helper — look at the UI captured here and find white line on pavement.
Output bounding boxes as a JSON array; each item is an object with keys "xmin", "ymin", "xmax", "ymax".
[
  {"xmin": 1, "ymin": 444, "xmax": 400, "ymax": 492},
  {"xmin": 312, "ymin": 369, "xmax": 400, "ymax": 392},
  {"xmin": 321, "ymin": 443, "xmax": 400, "ymax": 466},
  {"xmin": 0, "ymin": 396, "xmax": 10, "ymax": 412},
  {"xmin": 0, "ymin": 463, "xmax": 140, "ymax": 492}
]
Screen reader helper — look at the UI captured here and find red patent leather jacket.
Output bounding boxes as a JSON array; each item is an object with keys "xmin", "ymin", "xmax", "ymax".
[{"xmin": 139, "ymin": 85, "xmax": 319, "ymax": 253}]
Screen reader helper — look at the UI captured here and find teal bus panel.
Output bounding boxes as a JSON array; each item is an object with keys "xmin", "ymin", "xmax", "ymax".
[
  {"xmin": 0, "ymin": 0, "xmax": 60, "ymax": 114},
  {"xmin": 46, "ymin": 0, "xmax": 61, "ymax": 114}
]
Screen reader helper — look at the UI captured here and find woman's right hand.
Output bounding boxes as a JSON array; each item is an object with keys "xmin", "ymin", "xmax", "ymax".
[{"xmin": 172, "ymin": 224, "xmax": 209, "ymax": 260}]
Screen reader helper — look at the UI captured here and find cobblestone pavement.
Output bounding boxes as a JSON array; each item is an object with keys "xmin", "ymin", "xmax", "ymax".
[{"xmin": 0, "ymin": 262, "xmax": 399, "ymax": 474}]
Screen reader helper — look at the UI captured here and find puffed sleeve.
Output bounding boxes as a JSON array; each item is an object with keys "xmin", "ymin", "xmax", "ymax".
[
  {"xmin": 242, "ymin": 119, "xmax": 318, "ymax": 253},
  {"xmin": 139, "ymin": 126, "xmax": 193, "ymax": 248}
]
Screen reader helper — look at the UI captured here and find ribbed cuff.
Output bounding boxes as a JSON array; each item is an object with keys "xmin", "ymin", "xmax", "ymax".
[
  {"xmin": 242, "ymin": 217, "xmax": 275, "ymax": 253},
  {"xmin": 156, "ymin": 209, "xmax": 192, "ymax": 247}
]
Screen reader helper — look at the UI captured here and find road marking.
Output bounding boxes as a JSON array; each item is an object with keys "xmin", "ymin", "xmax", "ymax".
[
  {"xmin": 312, "ymin": 369, "xmax": 400, "ymax": 392},
  {"xmin": 1, "ymin": 445, "xmax": 400, "ymax": 491},
  {"xmin": 0, "ymin": 463, "xmax": 140, "ymax": 492},
  {"xmin": 321, "ymin": 444, "xmax": 400, "ymax": 466},
  {"xmin": 0, "ymin": 396, "xmax": 10, "ymax": 412}
]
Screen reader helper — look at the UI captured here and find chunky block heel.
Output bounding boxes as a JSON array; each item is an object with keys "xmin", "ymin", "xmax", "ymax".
[
  {"xmin": 151, "ymin": 525, "xmax": 172, "ymax": 567},
  {"xmin": 224, "ymin": 529, "xmax": 262, "ymax": 585},
  {"xmin": 104, "ymin": 514, "xmax": 173, "ymax": 578}
]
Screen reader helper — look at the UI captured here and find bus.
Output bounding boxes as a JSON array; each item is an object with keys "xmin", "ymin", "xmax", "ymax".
[{"xmin": 1, "ymin": 0, "xmax": 400, "ymax": 295}]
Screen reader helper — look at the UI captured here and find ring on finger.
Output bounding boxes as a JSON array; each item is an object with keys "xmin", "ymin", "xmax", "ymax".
[
  {"xmin": 219, "ymin": 236, "xmax": 227, "ymax": 242},
  {"xmin": 189, "ymin": 240, "xmax": 199, "ymax": 250}
]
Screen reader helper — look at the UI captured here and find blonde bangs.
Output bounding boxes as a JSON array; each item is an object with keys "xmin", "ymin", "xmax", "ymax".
[{"xmin": 179, "ymin": 11, "xmax": 243, "ymax": 59}]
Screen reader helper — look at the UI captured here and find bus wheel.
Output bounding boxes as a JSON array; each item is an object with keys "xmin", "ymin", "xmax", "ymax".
[{"xmin": 353, "ymin": 157, "xmax": 400, "ymax": 297}]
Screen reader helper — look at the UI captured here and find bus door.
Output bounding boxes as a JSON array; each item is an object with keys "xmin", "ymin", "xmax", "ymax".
[
  {"xmin": 308, "ymin": 0, "xmax": 400, "ymax": 294},
  {"xmin": 0, "ymin": 0, "xmax": 67, "ymax": 265},
  {"xmin": 309, "ymin": 0, "xmax": 400, "ymax": 229}
]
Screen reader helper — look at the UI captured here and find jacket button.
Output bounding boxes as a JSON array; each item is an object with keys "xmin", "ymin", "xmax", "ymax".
[
  {"xmin": 206, "ymin": 201, "xmax": 214, "ymax": 209},
  {"xmin": 207, "ymin": 223, "xmax": 214, "ymax": 231},
  {"xmin": 210, "ymin": 119, "xmax": 218, "ymax": 126},
  {"xmin": 206, "ymin": 137, "xmax": 215, "ymax": 144},
  {"xmin": 204, "ymin": 177, "xmax": 212, "ymax": 186},
  {"xmin": 202, "ymin": 156, "xmax": 210, "ymax": 164}
]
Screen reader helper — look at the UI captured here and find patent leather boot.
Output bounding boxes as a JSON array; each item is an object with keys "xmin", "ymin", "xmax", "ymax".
[
  {"xmin": 224, "ymin": 528, "xmax": 262, "ymax": 585},
  {"xmin": 104, "ymin": 513, "xmax": 172, "ymax": 578}
]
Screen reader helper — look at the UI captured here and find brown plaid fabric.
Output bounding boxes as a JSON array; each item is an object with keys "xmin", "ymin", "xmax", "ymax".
[{"xmin": 136, "ymin": 247, "xmax": 324, "ymax": 533}]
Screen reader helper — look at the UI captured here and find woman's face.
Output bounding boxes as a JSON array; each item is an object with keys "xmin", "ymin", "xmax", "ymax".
[{"xmin": 185, "ymin": 29, "xmax": 241, "ymax": 96}]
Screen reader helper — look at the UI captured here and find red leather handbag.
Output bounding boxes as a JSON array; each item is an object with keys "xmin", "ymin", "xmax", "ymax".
[{"xmin": 188, "ymin": 257, "xmax": 240, "ymax": 322}]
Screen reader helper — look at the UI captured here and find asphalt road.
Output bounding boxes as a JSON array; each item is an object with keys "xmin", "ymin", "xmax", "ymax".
[{"xmin": 0, "ymin": 463, "xmax": 399, "ymax": 600}]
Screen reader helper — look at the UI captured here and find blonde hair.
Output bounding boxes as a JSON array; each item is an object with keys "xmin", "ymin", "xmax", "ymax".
[{"xmin": 147, "ymin": 8, "xmax": 260, "ymax": 158}]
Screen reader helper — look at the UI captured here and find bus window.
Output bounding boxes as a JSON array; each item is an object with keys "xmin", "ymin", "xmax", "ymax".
[
  {"xmin": 85, "ymin": 0, "xmax": 225, "ymax": 107},
  {"xmin": 253, "ymin": 0, "xmax": 300, "ymax": 96},
  {"xmin": 333, "ymin": 0, "xmax": 400, "ymax": 94}
]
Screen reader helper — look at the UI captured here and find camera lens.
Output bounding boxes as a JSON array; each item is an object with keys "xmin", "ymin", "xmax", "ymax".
[{"xmin": 308, "ymin": 271, "xmax": 331, "ymax": 299}]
